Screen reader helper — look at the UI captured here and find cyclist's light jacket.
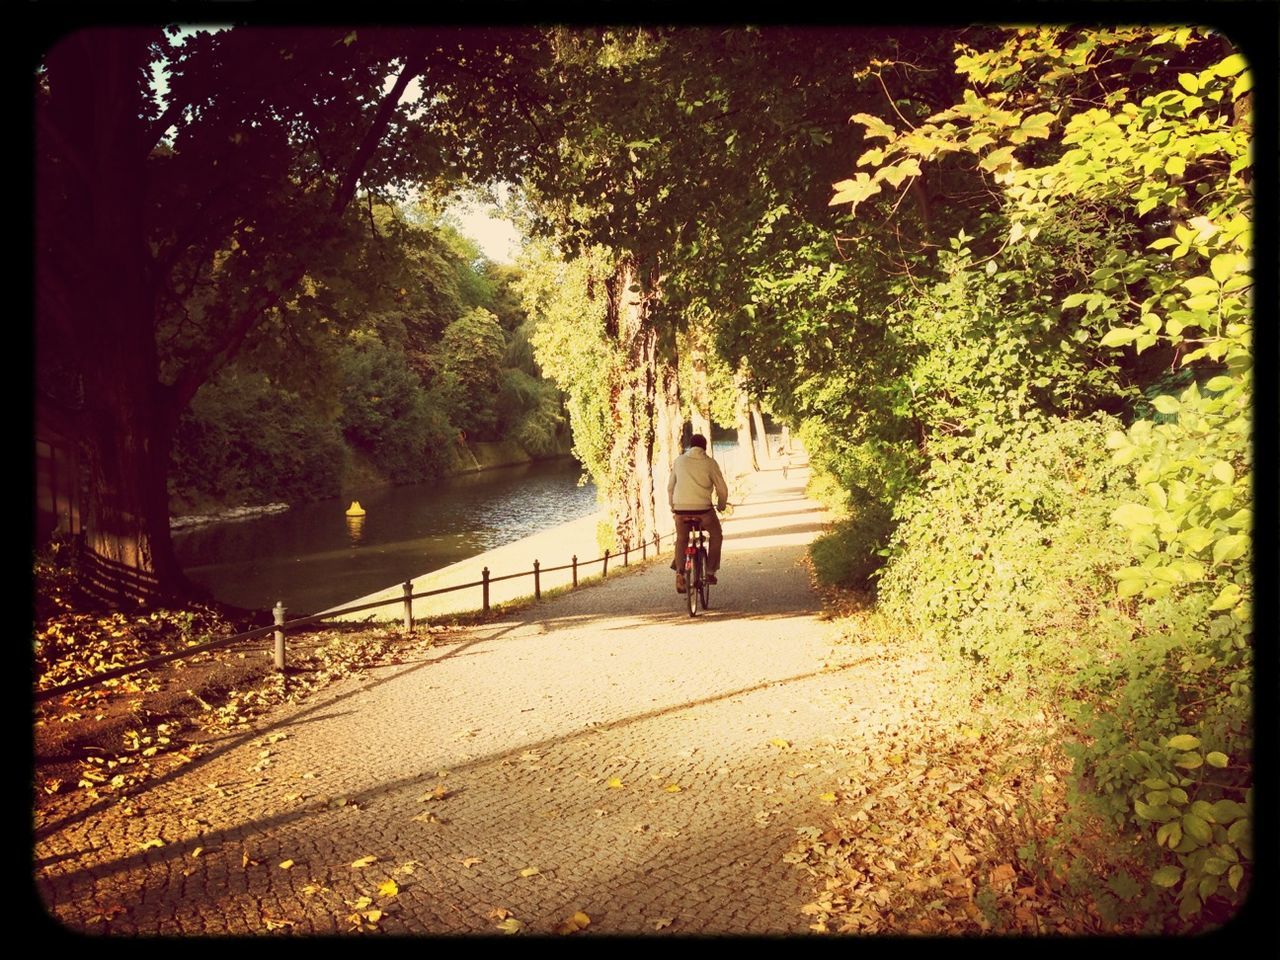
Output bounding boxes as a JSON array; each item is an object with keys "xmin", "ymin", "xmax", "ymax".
[{"xmin": 668, "ymin": 446, "xmax": 728, "ymax": 512}]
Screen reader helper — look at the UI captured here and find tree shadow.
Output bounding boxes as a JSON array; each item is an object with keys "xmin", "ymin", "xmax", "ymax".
[
  {"xmin": 722, "ymin": 520, "xmax": 829, "ymax": 543},
  {"xmin": 35, "ymin": 652, "xmax": 880, "ymax": 890}
]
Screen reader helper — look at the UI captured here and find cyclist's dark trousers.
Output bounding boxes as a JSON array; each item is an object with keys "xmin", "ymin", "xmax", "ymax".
[{"xmin": 670, "ymin": 509, "xmax": 722, "ymax": 574}]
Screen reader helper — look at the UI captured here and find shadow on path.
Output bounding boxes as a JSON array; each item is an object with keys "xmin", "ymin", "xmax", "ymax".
[{"xmin": 38, "ymin": 651, "xmax": 879, "ymax": 888}]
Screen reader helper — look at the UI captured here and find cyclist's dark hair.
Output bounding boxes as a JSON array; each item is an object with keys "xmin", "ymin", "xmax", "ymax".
[{"xmin": 689, "ymin": 434, "xmax": 708, "ymax": 449}]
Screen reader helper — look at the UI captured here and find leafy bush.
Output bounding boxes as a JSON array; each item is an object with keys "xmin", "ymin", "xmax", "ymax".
[
  {"xmin": 809, "ymin": 499, "xmax": 893, "ymax": 589},
  {"xmin": 878, "ymin": 412, "xmax": 1139, "ymax": 695},
  {"xmin": 171, "ymin": 368, "xmax": 345, "ymax": 509},
  {"xmin": 338, "ymin": 335, "xmax": 454, "ymax": 483}
]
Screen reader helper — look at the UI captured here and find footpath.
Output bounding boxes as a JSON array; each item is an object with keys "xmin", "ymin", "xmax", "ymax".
[{"xmin": 33, "ymin": 457, "xmax": 923, "ymax": 936}]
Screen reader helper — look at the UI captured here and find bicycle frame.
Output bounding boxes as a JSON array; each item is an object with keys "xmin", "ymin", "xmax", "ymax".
[{"xmin": 683, "ymin": 518, "xmax": 710, "ymax": 616}]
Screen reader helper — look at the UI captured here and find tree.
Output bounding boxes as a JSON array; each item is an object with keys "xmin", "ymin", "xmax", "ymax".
[
  {"xmin": 436, "ymin": 307, "xmax": 508, "ymax": 440},
  {"xmin": 35, "ymin": 26, "xmax": 551, "ymax": 601}
]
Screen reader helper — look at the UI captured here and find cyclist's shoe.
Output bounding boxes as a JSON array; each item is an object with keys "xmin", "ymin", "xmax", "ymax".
[
  {"xmin": 676, "ymin": 572, "xmax": 686, "ymax": 593},
  {"xmin": 706, "ymin": 573, "xmax": 718, "ymax": 585}
]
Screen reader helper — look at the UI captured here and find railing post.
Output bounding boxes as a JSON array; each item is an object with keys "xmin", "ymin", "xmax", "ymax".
[
  {"xmin": 402, "ymin": 580, "xmax": 414, "ymax": 633},
  {"xmin": 624, "ymin": 540, "xmax": 629, "ymax": 566},
  {"xmin": 603, "ymin": 549, "xmax": 610, "ymax": 578},
  {"xmin": 482, "ymin": 566, "xmax": 490, "ymax": 612},
  {"xmin": 642, "ymin": 538, "xmax": 646, "ymax": 560},
  {"xmin": 572, "ymin": 555, "xmax": 578, "ymax": 587},
  {"xmin": 533, "ymin": 559, "xmax": 541, "ymax": 600},
  {"xmin": 273, "ymin": 601, "xmax": 286, "ymax": 671}
]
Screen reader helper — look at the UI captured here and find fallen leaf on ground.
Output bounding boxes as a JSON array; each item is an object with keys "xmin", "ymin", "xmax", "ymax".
[
  {"xmin": 488, "ymin": 908, "xmax": 512, "ymax": 921},
  {"xmin": 819, "ymin": 792, "xmax": 837, "ymax": 803},
  {"xmin": 242, "ymin": 853, "xmax": 258, "ymax": 868},
  {"xmin": 139, "ymin": 838, "xmax": 164, "ymax": 850},
  {"xmin": 279, "ymin": 860, "xmax": 294, "ymax": 870},
  {"xmin": 607, "ymin": 777, "xmax": 624, "ymax": 789},
  {"xmin": 379, "ymin": 879, "xmax": 400, "ymax": 897},
  {"xmin": 664, "ymin": 783, "xmax": 682, "ymax": 793},
  {"xmin": 771, "ymin": 738, "xmax": 792, "ymax": 749},
  {"xmin": 349, "ymin": 896, "xmax": 373, "ymax": 910},
  {"xmin": 459, "ymin": 857, "xmax": 482, "ymax": 868},
  {"xmin": 555, "ymin": 911, "xmax": 591, "ymax": 934},
  {"xmin": 990, "ymin": 863, "xmax": 1017, "ymax": 887},
  {"xmin": 519, "ymin": 866, "xmax": 540, "ymax": 878},
  {"xmin": 653, "ymin": 917, "xmax": 673, "ymax": 930},
  {"xmin": 351, "ymin": 855, "xmax": 378, "ymax": 868},
  {"xmin": 263, "ymin": 915, "xmax": 294, "ymax": 931},
  {"xmin": 190, "ymin": 846, "xmax": 204, "ymax": 859},
  {"xmin": 496, "ymin": 917, "xmax": 524, "ymax": 934}
]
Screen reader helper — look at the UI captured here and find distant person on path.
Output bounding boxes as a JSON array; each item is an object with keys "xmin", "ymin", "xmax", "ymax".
[{"xmin": 668, "ymin": 434, "xmax": 728, "ymax": 593}]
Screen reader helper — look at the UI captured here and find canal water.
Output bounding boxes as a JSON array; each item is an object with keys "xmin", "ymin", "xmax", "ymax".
[
  {"xmin": 174, "ymin": 457, "xmax": 598, "ymax": 616},
  {"xmin": 175, "ymin": 439, "xmax": 752, "ymax": 616}
]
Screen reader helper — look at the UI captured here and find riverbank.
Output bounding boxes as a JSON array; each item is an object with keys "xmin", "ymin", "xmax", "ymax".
[
  {"xmin": 443, "ymin": 436, "xmax": 576, "ymax": 474},
  {"xmin": 169, "ymin": 439, "xmax": 577, "ymax": 530},
  {"xmin": 323, "ymin": 451, "xmax": 787, "ymax": 623}
]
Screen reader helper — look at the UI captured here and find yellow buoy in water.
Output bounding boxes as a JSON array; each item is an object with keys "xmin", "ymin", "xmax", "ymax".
[{"xmin": 345, "ymin": 501, "xmax": 366, "ymax": 517}]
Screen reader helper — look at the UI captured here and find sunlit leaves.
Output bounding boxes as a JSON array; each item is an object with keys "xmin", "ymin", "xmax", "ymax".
[
  {"xmin": 850, "ymin": 113, "xmax": 896, "ymax": 140},
  {"xmin": 554, "ymin": 911, "xmax": 591, "ymax": 934}
]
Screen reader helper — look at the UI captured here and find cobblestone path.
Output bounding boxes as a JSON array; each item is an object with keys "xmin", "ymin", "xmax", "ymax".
[{"xmin": 35, "ymin": 461, "xmax": 914, "ymax": 936}]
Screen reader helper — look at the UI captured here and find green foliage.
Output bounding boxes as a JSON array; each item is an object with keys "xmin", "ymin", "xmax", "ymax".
[
  {"xmin": 435, "ymin": 307, "xmax": 509, "ymax": 441},
  {"xmin": 842, "ymin": 27, "xmax": 1254, "ymax": 928},
  {"xmin": 171, "ymin": 368, "xmax": 345, "ymax": 508},
  {"xmin": 879, "ymin": 413, "xmax": 1139, "ymax": 694},
  {"xmin": 337, "ymin": 334, "xmax": 453, "ymax": 482},
  {"xmin": 809, "ymin": 498, "xmax": 893, "ymax": 589},
  {"xmin": 498, "ymin": 368, "xmax": 565, "ymax": 456},
  {"xmin": 518, "ymin": 241, "xmax": 619, "ymax": 492}
]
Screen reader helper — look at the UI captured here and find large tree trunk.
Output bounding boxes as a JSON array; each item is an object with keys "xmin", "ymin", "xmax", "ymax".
[
  {"xmin": 734, "ymin": 385, "xmax": 759, "ymax": 474},
  {"xmin": 604, "ymin": 256, "xmax": 680, "ymax": 550},
  {"xmin": 38, "ymin": 30, "xmax": 193, "ymax": 604},
  {"xmin": 751, "ymin": 403, "xmax": 771, "ymax": 464},
  {"xmin": 688, "ymin": 340, "xmax": 713, "ymax": 440}
]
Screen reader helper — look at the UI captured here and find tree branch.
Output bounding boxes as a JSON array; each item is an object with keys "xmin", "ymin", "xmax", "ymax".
[{"xmin": 168, "ymin": 55, "xmax": 426, "ymax": 411}]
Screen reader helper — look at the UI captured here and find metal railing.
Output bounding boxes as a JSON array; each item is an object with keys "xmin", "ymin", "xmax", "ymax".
[{"xmin": 35, "ymin": 530, "xmax": 668, "ymax": 704}]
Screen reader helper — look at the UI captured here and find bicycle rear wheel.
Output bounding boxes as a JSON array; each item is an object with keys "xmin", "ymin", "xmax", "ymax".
[
  {"xmin": 686, "ymin": 551, "xmax": 698, "ymax": 616},
  {"xmin": 698, "ymin": 546, "xmax": 710, "ymax": 610}
]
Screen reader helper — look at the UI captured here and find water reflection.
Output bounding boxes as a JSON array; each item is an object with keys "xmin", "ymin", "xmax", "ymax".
[
  {"xmin": 174, "ymin": 457, "xmax": 599, "ymax": 615},
  {"xmin": 345, "ymin": 514, "xmax": 365, "ymax": 546},
  {"xmin": 175, "ymin": 442, "xmax": 745, "ymax": 616}
]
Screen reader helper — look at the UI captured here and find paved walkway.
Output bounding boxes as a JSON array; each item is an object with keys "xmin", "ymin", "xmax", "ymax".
[{"xmin": 34, "ymin": 459, "xmax": 915, "ymax": 936}]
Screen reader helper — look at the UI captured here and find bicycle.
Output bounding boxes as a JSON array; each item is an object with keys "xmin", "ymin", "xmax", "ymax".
[{"xmin": 682, "ymin": 516, "xmax": 711, "ymax": 617}]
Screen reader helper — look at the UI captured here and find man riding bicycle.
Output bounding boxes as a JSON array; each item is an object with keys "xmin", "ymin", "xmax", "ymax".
[{"xmin": 667, "ymin": 434, "xmax": 728, "ymax": 594}]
